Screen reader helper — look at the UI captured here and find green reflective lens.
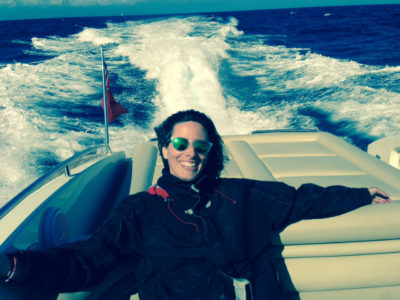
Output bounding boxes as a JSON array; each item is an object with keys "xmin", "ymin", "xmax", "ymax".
[
  {"xmin": 193, "ymin": 140, "xmax": 212, "ymax": 154},
  {"xmin": 172, "ymin": 137, "xmax": 189, "ymax": 151}
]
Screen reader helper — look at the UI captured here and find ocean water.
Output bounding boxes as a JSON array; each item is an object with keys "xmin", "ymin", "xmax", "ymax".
[{"xmin": 1, "ymin": 4, "xmax": 400, "ymax": 204}]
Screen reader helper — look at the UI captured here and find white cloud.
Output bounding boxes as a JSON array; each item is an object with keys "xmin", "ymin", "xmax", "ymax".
[
  {"xmin": 67, "ymin": 0, "xmax": 140, "ymax": 5},
  {"xmin": 1, "ymin": 0, "xmax": 142, "ymax": 6},
  {"xmin": 0, "ymin": 0, "xmax": 18, "ymax": 4},
  {"xmin": 2, "ymin": 0, "xmax": 62, "ymax": 4}
]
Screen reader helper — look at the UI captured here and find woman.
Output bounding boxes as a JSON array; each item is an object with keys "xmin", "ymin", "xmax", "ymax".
[{"xmin": 0, "ymin": 109, "xmax": 392, "ymax": 299}]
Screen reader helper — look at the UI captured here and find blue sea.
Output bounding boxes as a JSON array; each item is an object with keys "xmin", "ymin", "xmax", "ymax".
[{"xmin": 1, "ymin": 4, "xmax": 400, "ymax": 204}]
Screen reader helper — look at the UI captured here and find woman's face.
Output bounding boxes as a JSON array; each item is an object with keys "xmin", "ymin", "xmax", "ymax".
[{"xmin": 162, "ymin": 121, "xmax": 209, "ymax": 181}]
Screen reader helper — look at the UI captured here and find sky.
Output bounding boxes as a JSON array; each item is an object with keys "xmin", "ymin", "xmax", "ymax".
[{"xmin": 1, "ymin": 0, "xmax": 400, "ymax": 21}]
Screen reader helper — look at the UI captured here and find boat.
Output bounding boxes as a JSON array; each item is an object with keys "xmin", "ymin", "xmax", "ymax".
[{"xmin": 0, "ymin": 129, "xmax": 399, "ymax": 299}]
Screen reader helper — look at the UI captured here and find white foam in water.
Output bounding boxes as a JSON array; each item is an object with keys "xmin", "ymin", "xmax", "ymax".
[
  {"xmin": 0, "ymin": 16, "xmax": 289, "ymax": 204},
  {"xmin": 0, "ymin": 36, "xmax": 109, "ymax": 204},
  {"xmin": 114, "ymin": 17, "xmax": 284, "ymax": 134},
  {"xmin": 1, "ymin": 15, "xmax": 400, "ymax": 205},
  {"xmin": 115, "ymin": 18, "xmax": 230, "ymax": 117},
  {"xmin": 315, "ymin": 85, "xmax": 400, "ymax": 138},
  {"xmin": 0, "ymin": 107, "xmax": 35, "ymax": 194},
  {"xmin": 77, "ymin": 27, "xmax": 120, "ymax": 46},
  {"xmin": 225, "ymin": 33, "xmax": 400, "ymax": 140},
  {"xmin": 229, "ymin": 42, "xmax": 365, "ymax": 91},
  {"xmin": 0, "ymin": 21, "xmax": 165, "ymax": 203}
]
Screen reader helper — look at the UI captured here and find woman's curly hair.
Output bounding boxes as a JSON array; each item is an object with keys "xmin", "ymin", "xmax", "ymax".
[{"xmin": 154, "ymin": 110, "xmax": 227, "ymax": 180}]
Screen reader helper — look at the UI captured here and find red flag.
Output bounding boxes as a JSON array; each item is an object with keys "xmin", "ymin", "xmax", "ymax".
[{"xmin": 101, "ymin": 63, "xmax": 128, "ymax": 123}]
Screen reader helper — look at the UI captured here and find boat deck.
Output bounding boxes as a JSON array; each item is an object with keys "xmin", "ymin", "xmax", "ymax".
[{"xmin": 2, "ymin": 131, "xmax": 400, "ymax": 299}]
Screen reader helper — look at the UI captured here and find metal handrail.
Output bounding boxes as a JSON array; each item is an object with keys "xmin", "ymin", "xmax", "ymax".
[
  {"xmin": 0, "ymin": 144, "xmax": 112, "ymax": 217},
  {"xmin": 251, "ymin": 129, "xmax": 319, "ymax": 134}
]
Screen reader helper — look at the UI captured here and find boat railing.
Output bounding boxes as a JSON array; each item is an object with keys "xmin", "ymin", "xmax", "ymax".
[
  {"xmin": 251, "ymin": 129, "xmax": 319, "ymax": 134},
  {"xmin": 0, "ymin": 144, "xmax": 112, "ymax": 218}
]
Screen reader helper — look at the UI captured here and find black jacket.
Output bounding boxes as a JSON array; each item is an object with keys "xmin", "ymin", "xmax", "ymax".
[{"xmin": 9, "ymin": 173, "xmax": 372, "ymax": 299}]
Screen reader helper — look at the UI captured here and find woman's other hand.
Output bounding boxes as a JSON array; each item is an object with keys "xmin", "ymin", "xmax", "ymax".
[{"xmin": 369, "ymin": 188, "xmax": 392, "ymax": 204}]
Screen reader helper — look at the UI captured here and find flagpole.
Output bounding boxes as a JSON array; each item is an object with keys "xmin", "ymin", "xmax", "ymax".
[{"xmin": 101, "ymin": 46, "xmax": 110, "ymax": 145}]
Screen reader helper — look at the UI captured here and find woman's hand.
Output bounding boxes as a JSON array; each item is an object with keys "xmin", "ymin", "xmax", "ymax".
[{"xmin": 368, "ymin": 188, "xmax": 392, "ymax": 204}]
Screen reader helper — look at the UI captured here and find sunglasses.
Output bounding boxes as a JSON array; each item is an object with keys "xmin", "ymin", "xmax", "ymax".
[{"xmin": 170, "ymin": 137, "xmax": 213, "ymax": 155}]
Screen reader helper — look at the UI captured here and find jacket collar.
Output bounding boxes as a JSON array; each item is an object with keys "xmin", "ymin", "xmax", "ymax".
[{"xmin": 156, "ymin": 170, "xmax": 199, "ymax": 209}]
